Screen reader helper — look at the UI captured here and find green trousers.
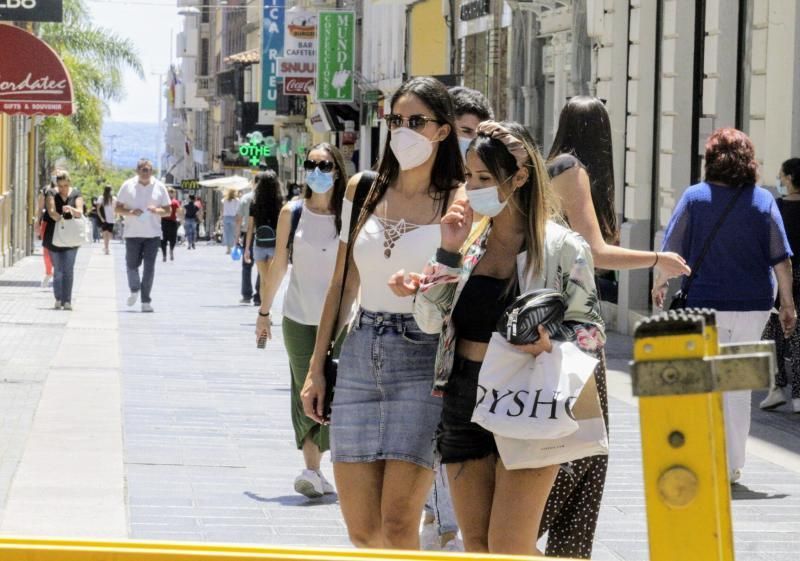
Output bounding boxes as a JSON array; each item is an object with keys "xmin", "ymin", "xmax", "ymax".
[{"xmin": 282, "ymin": 316, "xmax": 331, "ymax": 452}]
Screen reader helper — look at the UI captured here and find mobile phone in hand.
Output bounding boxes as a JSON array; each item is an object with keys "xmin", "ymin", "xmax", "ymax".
[{"xmin": 257, "ymin": 332, "xmax": 267, "ymax": 349}]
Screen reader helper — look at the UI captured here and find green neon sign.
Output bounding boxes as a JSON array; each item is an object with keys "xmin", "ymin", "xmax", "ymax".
[{"xmin": 239, "ymin": 133, "xmax": 277, "ymax": 167}]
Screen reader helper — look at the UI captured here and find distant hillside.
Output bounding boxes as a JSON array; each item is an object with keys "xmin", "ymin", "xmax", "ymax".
[{"xmin": 102, "ymin": 121, "xmax": 161, "ymax": 169}]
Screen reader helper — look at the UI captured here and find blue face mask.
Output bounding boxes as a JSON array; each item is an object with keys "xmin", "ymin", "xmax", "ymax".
[
  {"xmin": 467, "ymin": 185, "xmax": 509, "ymax": 218},
  {"xmin": 458, "ymin": 137, "xmax": 472, "ymax": 160},
  {"xmin": 306, "ymin": 168, "xmax": 335, "ymax": 194}
]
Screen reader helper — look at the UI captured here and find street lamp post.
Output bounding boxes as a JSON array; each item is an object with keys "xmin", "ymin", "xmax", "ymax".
[{"xmin": 151, "ymin": 71, "xmax": 165, "ymax": 179}]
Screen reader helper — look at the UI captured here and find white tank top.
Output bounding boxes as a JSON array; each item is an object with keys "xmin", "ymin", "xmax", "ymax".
[
  {"xmin": 283, "ymin": 204, "xmax": 339, "ymax": 325},
  {"xmin": 341, "ymin": 198, "xmax": 441, "ymax": 314}
]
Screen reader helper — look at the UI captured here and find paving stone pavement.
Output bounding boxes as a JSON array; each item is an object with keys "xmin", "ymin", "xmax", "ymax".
[{"xmin": 1, "ymin": 240, "xmax": 800, "ymax": 559}]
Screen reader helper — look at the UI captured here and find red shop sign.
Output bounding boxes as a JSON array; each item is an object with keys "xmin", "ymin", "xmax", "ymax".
[
  {"xmin": 0, "ymin": 24, "xmax": 74, "ymax": 116},
  {"xmin": 283, "ymin": 77, "xmax": 313, "ymax": 96}
]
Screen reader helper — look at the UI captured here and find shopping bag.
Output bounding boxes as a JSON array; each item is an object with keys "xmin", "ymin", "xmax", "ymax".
[
  {"xmin": 471, "ymin": 335, "xmax": 598, "ymax": 440},
  {"xmin": 494, "ymin": 372, "xmax": 609, "ymax": 469},
  {"xmin": 52, "ymin": 216, "xmax": 87, "ymax": 248},
  {"xmin": 231, "ymin": 245, "xmax": 242, "ymax": 261}
]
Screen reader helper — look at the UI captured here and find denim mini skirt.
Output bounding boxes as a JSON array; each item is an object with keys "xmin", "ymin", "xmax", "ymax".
[{"xmin": 330, "ymin": 308, "xmax": 442, "ymax": 469}]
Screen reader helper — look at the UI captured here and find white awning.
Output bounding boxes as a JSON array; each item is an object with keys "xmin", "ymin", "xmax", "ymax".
[{"xmin": 198, "ymin": 175, "xmax": 250, "ymax": 191}]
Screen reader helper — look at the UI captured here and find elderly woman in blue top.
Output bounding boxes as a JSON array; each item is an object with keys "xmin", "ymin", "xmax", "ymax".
[{"xmin": 652, "ymin": 127, "xmax": 796, "ymax": 484}]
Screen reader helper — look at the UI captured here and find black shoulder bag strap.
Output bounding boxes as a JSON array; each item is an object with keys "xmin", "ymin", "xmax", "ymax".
[
  {"xmin": 327, "ymin": 170, "xmax": 378, "ymax": 350},
  {"xmin": 682, "ymin": 187, "xmax": 746, "ymax": 295}
]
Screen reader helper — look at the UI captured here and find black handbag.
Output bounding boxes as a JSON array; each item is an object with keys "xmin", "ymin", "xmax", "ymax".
[
  {"xmin": 321, "ymin": 171, "xmax": 377, "ymax": 420},
  {"xmin": 496, "ymin": 288, "xmax": 566, "ymax": 345},
  {"xmin": 669, "ymin": 188, "xmax": 744, "ymax": 310}
]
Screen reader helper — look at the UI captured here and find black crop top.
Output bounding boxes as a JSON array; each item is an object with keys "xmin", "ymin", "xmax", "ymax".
[{"xmin": 451, "ymin": 275, "xmax": 513, "ymax": 343}]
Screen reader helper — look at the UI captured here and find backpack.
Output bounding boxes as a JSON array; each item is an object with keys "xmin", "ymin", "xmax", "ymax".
[
  {"xmin": 255, "ymin": 224, "xmax": 277, "ymax": 248},
  {"xmin": 286, "ymin": 171, "xmax": 377, "ymax": 263}
]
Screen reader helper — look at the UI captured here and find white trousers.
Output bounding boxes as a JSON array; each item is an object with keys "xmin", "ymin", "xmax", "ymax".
[{"xmin": 715, "ymin": 310, "xmax": 771, "ymax": 474}]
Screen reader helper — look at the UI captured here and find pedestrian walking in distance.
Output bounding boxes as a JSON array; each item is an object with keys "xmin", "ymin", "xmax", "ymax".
[
  {"xmin": 222, "ymin": 188, "xmax": 240, "ymax": 254},
  {"xmin": 235, "ymin": 185, "xmax": 260, "ymax": 305},
  {"xmin": 37, "ymin": 171, "xmax": 59, "ymax": 288},
  {"xmin": 98, "ymin": 185, "xmax": 116, "ymax": 255},
  {"xmin": 761, "ymin": 157, "xmax": 800, "ymax": 413},
  {"xmin": 301, "ymin": 77, "xmax": 465, "ymax": 549},
  {"xmin": 42, "ymin": 170, "xmax": 84, "ymax": 311},
  {"xmin": 243, "ymin": 170, "xmax": 282, "ymax": 310},
  {"xmin": 161, "ymin": 187, "xmax": 181, "ymax": 262},
  {"xmin": 116, "ymin": 159, "xmax": 172, "ymax": 313},
  {"xmin": 253, "ymin": 143, "xmax": 349, "ymax": 499},
  {"xmin": 653, "ymin": 128, "xmax": 797, "ymax": 484},
  {"xmin": 183, "ymin": 194, "xmax": 201, "ymax": 249}
]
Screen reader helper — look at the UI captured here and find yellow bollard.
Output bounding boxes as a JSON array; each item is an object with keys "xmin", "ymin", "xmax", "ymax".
[{"xmin": 632, "ymin": 309, "xmax": 773, "ymax": 561}]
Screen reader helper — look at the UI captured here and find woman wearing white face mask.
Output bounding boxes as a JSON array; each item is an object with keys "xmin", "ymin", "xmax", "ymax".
[
  {"xmin": 393, "ymin": 120, "xmax": 605, "ymax": 555},
  {"xmin": 251, "ymin": 143, "xmax": 349, "ymax": 497},
  {"xmin": 301, "ymin": 77, "xmax": 465, "ymax": 549}
]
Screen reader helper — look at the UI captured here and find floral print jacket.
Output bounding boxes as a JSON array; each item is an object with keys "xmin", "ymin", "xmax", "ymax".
[{"xmin": 413, "ymin": 219, "xmax": 606, "ymax": 395}]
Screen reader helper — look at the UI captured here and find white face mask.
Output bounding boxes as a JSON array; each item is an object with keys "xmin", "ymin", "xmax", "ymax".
[
  {"xmin": 777, "ymin": 178, "xmax": 788, "ymax": 196},
  {"xmin": 457, "ymin": 137, "xmax": 472, "ymax": 160},
  {"xmin": 390, "ymin": 127, "xmax": 435, "ymax": 170},
  {"xmin": 467, "ymin": 185, "xmax": 510, "ymax": 218}
]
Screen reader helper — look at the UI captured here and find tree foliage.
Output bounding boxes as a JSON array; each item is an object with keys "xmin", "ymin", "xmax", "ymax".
[{"xmin": 37, "ymin": 0, "xmax": 143, "ymax": 176}]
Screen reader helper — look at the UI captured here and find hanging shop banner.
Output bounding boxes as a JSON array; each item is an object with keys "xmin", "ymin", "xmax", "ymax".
[
  {"xmin": 277, "ymin": 10, "xmax": 317, "ymax": 96},
  {"xmin": 0, "ymin": 25, "xmax": 73, "ymax": 116},
  {"xmin": 315, "ymin": 11, "xmax": 355, "ymax": 103},
  {"xmin": 0, "ymin": 0, "xmax": 63, "ymax": 22},
  {"xmin": 260, "ymin": 0, "xmax": 285, "ymax": 115}
]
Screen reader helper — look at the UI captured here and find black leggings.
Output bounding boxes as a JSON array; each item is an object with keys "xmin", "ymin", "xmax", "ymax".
[{"xmin": 161, "ymin": 220, "xmax": 178, "ymax": 256}]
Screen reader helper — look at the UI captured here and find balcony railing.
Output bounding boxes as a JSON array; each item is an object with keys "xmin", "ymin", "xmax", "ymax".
[{"xmin": 196, "ymin": 76, "xmax": 215, "ymax": 98}]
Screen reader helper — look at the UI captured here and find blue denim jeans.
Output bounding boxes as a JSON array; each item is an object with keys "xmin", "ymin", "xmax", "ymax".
[
  {"xmin": 223, "ymin": 215, "xmax": 236, "ymax": 249},
  {"xmin": 125, "ymin": 237, "xmax": 160, "ymax": 303},
  {"xmin": 424, "ymin": 466, "xmax": 459, "ymax": 535},
  {"xmin": 51, "ymin": 248, "xmax": 78, "ymax": 304},
  {"xmin": 184, "ymin": 218, "xmax": 198, "ymax": 247}
]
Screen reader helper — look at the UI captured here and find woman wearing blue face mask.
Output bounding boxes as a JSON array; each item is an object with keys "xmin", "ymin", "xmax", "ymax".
[
  {"xmin": 393, "ymin": 120, "xmax": 605, "ymax": 555},
  {"xmin": 251, "ymin": 144, "xmax": 349, "ymax": 498}
]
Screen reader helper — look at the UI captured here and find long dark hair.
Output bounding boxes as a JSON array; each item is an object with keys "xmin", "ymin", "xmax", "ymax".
[
  {"xmin": 470, "ymin": 122, "xmax": 556, "ymax": 277},
  {"xmin": 305, "ymin": 142, "xmax": 349, "ymax": 234},
  {"xmin": 252, "ymin": 170, "xmax": 283, "ymax": 227},
  {"xmin": 548, "ymin": 96, "xmax": 617, "ymax": 243},
  {"xmin": 355, "ymin": 77, "xmax": 464, "ymax": 236},
  {"xmin": 102, "ymin": 185, "xmax": 113, "ymax": 206}
]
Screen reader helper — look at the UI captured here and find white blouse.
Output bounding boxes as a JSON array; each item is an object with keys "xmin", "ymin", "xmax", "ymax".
[
  {"xmin": 283, "ymin": 205, "xmax": 339, "ymax": 325},
  {"xmin": 341, "ymin": 198, "xmax": 441, "ymax": 314}
]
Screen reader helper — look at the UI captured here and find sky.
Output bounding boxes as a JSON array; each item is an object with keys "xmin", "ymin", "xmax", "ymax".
[{"xmin": 87, "ymin": 0, "xmax": 183, "ymax": 123}]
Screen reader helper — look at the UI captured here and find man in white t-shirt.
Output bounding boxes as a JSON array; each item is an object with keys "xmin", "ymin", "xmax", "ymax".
[{"xmin": 115, "ymin": 159, "xmax": 171, "ymax": 312}]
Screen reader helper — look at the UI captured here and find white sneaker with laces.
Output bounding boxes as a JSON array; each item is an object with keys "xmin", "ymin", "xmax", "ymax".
[
  {"xmin": 53, "ymin": 300, "xmax": 62, "ymax": 310},
  {"xmin": 127, "ymin": 292, "xmax": 139, "ymax": 306},
  {"xmin": 141, "ymin": 302, "xmax": 154, "ymax": 313},
  {"xmin": 317, "ymin": 471, "xmax": 335, "ymax": 494},
  {"xmin": 793, "ymin": 398, "xmax": 800, "ymax": 413},
  {"xmin": 62, "ymin": 303, "xmax": 72, "ymax": 311},
  {"xmin": 294, "ymin": 469, "xmax": 324, "ymax": 498},
  {"xmin": 759, "ymin": 387, "xmax": 788, "ymax": 410}
]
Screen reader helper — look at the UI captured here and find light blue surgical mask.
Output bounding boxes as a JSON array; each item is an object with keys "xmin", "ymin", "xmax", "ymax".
[
  {"xmin": 306, "ymin": 168, "xmax": 334, "ymax": 194},
  {"xmin": 458, "ymin": 137, "xmax": 472, "ymax": 160},
  {"xmin": 467, "ymin": 185, "xmax": 510, "ymax": 218}
]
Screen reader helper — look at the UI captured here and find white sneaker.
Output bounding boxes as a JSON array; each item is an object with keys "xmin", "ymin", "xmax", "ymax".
[
  {"xmin": 141, "ymin": 303, "xmax": 154, "ymax": 313},
  {"xmin": 793, "ymin": 398, "xmax": 800, "ymax": 413},
  {"xmin": 41, "ymin": 274, "xmax": 52, "ymax": 288},
  {"xmin": 62, "ymin": 303, "xmax": 72, "ymax": 311},
  {"xmin": 127, "ymin": 292, "xmax": 139, "ymax": 307},
  {"xmin": 730, "ymin": 469, "xmax": 742, "ymax": 484},
  {"xmin": 53, "ymin": 300, "xmax": 62, "ymax": 310},
  {"xmin": 294, "ymin": 469, "xmax": 324, "ymax": 498},
  {"xmin": 759, "ymin": 387, "xmax": 788, "ymax": 410},
  {"xmin": 317, "ymin": 471, "xmax": 335, "ymax": 494}
]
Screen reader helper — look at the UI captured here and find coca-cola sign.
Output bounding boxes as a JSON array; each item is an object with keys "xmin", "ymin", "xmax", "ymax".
[
  {"xmin": 0, "ymin": 0, "xmax": 63, "ymax": 22},
  {"xmin": 283, "ymin": 77, "xmax": 313, "ymax": 96},
  {"xmin": 0, "ymin": 25, "xmax": 73, "ymax": 116}
]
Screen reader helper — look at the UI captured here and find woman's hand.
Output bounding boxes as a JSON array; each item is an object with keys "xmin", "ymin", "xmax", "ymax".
[
  {"xmin": 255, "ymin": 314, "xmax": 271, "ymax": 342},
  {"xmin": 655, "ymin": 252, "xmax": 691, "ymax": 278},
  {"xmin": 779, "ymin": 305, "xmax": 797, "ymax": 338},
  {"xmin": 652, "ymin": 282, "xmax": 669, "ymax": 309},
  {"xmin": 513, "ymin": 326, "xmax": 553, "ymax": 357},
  {"xmin": 440, "ymin": 199, "xmax": 473, "ymax": 253},
  {"xmin": 244, "ymin": 247, "xmax": 252, "ymax": 264},
  {"xmin": 301, "ymin": 367, "xmax": 328, "ymax": 425},
  {"xmin": 388, "ymin": 269, "xmax": 422, "ymax": 297}
]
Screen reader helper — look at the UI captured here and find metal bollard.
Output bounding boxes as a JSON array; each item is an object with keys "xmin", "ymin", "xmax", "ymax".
[{"xmin": 631, "ymin": 309, "xmax": 774, "ymax": 561}]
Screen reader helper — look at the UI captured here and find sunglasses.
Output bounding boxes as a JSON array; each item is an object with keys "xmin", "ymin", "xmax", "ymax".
[
  {"xmin": 303, "ymin": 159, "xmax": 335, "ymax": 173},
  {"xmin": 384, "ymin": 114, "xmax": 441, "ymax": 131}
]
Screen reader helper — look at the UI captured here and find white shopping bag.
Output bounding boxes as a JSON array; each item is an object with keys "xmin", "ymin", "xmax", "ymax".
[
  {"xmin": 471, "ymin": 334, "xmax": 599, "ymax": 440},
  {"xmin": 494, "ymin": 372, "xmax": 609, "ymax": 469}
]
